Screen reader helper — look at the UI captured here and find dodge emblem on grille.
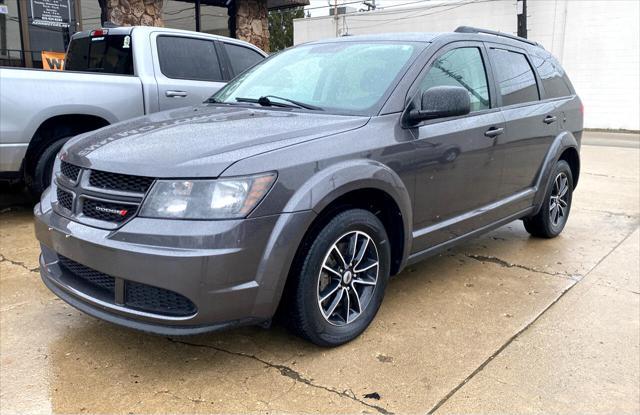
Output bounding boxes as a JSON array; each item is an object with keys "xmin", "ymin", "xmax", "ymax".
[{"xmin": 94, "ymin": 206, "xmax": 128, "ymax": 216}]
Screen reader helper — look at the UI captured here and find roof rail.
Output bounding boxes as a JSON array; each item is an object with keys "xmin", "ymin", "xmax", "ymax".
[{"xmin": 454, "ymin": 26, "xmax": 544, "ymax": 49}]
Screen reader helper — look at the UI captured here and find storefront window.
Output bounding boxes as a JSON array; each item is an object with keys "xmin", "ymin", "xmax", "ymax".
[{"xmin": 0, "ymin": 0, "xmax": 24, "ymax": 66}]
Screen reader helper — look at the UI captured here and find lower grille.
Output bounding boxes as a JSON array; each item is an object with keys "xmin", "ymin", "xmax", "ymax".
[
  {"xmin": 126, "ymin": 281, "xmax": 197, "ymax": 317},
  {"xmin": 82, "ymin": 199, "xmax": 136, "ymax": 223},
  {"xmin": 59, "ymin": 256, "xmax": 115, "ymax": 295},
  {"xmin": 57, "ymin": 256, "xmax": 196, "ymax": 317},
  {"xmin": 56, "ymin": 188, "xmax": 74, "ymax": 211}
]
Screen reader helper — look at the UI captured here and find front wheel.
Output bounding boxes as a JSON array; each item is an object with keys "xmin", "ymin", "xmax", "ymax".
[
  {"xmin": 285, "ymin": 209, "xmax": 391, "ymax": 347},
  {"xmin": 523, "ymin": 159, "xmax": 573, "ymax": 238}
]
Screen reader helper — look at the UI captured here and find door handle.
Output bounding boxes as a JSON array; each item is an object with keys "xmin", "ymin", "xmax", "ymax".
[
  {"xmin": 543, "ymin": 115, "xmax": 557, "ymax": 124},
  {"xmin": 165, "ymin": 90, "xmax": 188, "ymax": 98},
  {"xmin": 484, "ymin": 127, "xmax": 504, "ymax": 138}
]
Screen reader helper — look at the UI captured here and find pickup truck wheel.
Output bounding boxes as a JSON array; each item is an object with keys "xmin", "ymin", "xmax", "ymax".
[
  {"xmin": 523, "ymin": 160, "xmax": 573, "ymax": 238},
  {"xmin": 26, "ymin": 137, "xmax": 70, "ymax": 197},
  {"xmin": 286, "ymin": 209, "xmax": 391, "ymax": 347}
]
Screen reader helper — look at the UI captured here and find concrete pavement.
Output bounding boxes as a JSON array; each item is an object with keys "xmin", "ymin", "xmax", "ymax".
[{"xmin": 0, "ymin": 132, "xmax": 638, "ymax": 414}]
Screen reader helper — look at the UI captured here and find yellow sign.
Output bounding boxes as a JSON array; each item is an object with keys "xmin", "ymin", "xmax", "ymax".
[{"xmin": 42, "ymin": 51, "xmax": 66, "ymax": 71}]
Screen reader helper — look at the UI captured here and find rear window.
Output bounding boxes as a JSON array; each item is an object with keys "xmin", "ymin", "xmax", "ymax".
[
  {"xmin": 157, "ymin": 36, "xmax": 223, "ymax": 82},
  {"xmin": 490, "ymin": 48, "xmax": 539, "ymax": 106},
  {"xmin": 65, "ymin": 35, "xmax": 134, "ymax": 75},
  {"xmin": 531, "ymin": 55, "xmax": 572, "ymax": 99},
  {"xmin": 225, "ymin": 43, "xmax": 264, "ymax": 75}
]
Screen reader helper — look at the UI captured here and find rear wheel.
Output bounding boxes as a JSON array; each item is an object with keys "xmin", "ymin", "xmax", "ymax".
[
  {"xmin": 524, "ymin": 160, "xmax": 573, "ymax": 238},
  {"xmin": 285, "ymin": 209, "xmax": 390, "ymax": 346}
]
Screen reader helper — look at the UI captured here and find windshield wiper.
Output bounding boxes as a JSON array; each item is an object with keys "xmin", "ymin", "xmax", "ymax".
[{"xmin": 235, "ymin": 95, "xmax": 323, "ymax": 111}]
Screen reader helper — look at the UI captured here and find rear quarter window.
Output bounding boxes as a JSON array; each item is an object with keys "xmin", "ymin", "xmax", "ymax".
[
  {"xmin": 531, "ymin": 55, "xmax": 572, "ymax": 99},
  {"xmin": 489, "ymin": 48, "xmax": 539, "ymax": 106},
  {"xmin": 157, "ymin": 36, "xmax": 223, "ymax": 82}
]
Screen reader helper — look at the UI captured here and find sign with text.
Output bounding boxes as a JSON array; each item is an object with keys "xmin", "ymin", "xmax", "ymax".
[
  {"xmin": 42, "ymin": 51, "xmax": 66, "ymax": 70},
  {"xmin": 30, "ymin": 0, "xmax": 71, "ymax": 28}
]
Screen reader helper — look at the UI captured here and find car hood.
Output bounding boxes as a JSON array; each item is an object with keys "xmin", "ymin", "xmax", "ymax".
[{"xmin": 63, "ymin": 105, "xmax": 369, "ymax": 178}]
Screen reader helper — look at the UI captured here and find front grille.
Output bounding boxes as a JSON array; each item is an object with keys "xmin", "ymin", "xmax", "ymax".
[
  {"xmin": 56, "ymin": 188, "xmax": 73, "ymax": 210},
  {"xmin": 58, "ymin": 256, "xmax": 196, "ymax": 317},
  {"xmin": 82, "ymin": 199, "xmax": 136, "ymax": 223},
  {"xmin": 61, "ymin": 161, "xmax": 81, "ymax": 182},
  {"xmin": 58, "ymin": 256, "xmax": 115, "ymax": 295},
  {"xmin": 125, "ymin": 281, "xmax": 197, "ymax": 317},
  {"xmin": 89, "ymin": 170, "xmax": 154, "ymax": 194}
]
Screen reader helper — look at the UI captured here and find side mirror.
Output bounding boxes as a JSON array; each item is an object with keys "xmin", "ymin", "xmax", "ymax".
[{"xmin": 406, "ymin": 86, "xmax": 471, "ymax": 125}]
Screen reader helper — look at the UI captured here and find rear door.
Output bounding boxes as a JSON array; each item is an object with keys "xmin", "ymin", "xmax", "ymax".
[
  {"xmin": 486, "ymin": 44, "xmax": 559, "ymax": 201},
  {"xmin": 410, "ymin": 42, "xmax": 507, "ymax": 252},
  {"xmin": 152, "ymin": 34, "xmax": 227, "ymax": 111}
]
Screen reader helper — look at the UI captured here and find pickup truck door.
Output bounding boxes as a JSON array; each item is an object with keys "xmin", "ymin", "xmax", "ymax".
[{"xmin": 151, "ymin": 33, "xmax": 228, "ymax": 111}]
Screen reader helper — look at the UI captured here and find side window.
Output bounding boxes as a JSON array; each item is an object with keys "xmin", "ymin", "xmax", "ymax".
[
  {"xmin": 489, "ymin": 48, "xmax": 539, "ymax": 106},
  {"xmin": 531, "ymin": 55, "xmax": 572, "ymax": 99},
  {"xmin": 156, "ymin": 36, "xmax": 222, "ymax": 82},
  {"xmin": 225, "ymin": 43, "xmax": 264, "ymax": 75},
  {"xmin": 420, "ymin": 47, "xmax": 490, "ymax": 112}
]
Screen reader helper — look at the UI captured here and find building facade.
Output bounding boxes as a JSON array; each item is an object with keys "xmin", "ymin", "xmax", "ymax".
[{"xmin": 294, "ymin": 0, "xmax": 640, "ymax": 131}]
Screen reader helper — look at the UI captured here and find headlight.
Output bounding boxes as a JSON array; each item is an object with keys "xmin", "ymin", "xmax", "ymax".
[{"xmin": 140, "ymin": 173, "xmax": 276, "ymax": 219}]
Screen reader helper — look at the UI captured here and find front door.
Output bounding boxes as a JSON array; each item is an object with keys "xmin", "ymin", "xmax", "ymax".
[
  {"xmin": 152, "ymin": 34, "xmax": 227, "ymax": 111},
  {"xmin": 409, "ymin": 43, "xmax": 506, "ymax": 252}
]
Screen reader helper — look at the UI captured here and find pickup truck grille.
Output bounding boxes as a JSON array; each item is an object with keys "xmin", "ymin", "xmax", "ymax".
[
  {"xmin": 58, "ymin": 255, "xmax": 196, "ymax": 317},
  {"xmin": 54, "ymin": 162, "xmax": 155, "ymax": 229}
]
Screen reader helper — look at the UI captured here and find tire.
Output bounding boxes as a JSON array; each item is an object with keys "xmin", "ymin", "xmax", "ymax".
[
  {"xmin": 523, "ymin": 160, "xmax": 573, "ymax": 238},
  {"xmin": 285, "ymin": 209, "xmax": 391, "ymax": 347},
  {"xmin": 25, "ymin": 136, "xmax": 70, "ymax": 198}
]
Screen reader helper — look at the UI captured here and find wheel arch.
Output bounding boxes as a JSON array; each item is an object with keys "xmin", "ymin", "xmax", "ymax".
[
  {"xmin": 23, "ymin": 114, "xmax": 110, "ymax": 179},
  {"xmin": 531, "ymin": 131, "xmax": 581, "ymax": 215}
]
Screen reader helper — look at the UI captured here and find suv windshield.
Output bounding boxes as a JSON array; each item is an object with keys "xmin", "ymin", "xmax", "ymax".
[
  {"xmin": 65, "ymin": 34, "xmax": 134, "ymax": 75},
  {"xmin": 212, "ymin": 42, "xmax": 421, "ymax": 115}
]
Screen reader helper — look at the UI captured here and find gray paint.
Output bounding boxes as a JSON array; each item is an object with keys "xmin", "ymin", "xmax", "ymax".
[{"xmin": 35, "ymin": 31, "xmax": 583, "ymax": 334}]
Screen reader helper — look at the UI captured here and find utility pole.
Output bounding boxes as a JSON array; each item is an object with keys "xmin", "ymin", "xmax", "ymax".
[
  {"xmin": 517, "ymin": 0, "xmax": 527, "ymax": 38},
  {"xmin": 334, "ymin": 0, "xmax": 339, "ymax": 37},
  {"xmin": 195, "ymin": 0, "xmax": 201, "ymax": 32}
]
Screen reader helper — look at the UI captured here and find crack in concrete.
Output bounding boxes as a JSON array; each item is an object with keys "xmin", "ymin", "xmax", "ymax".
[
  {"xmin": 428, "ymin": 227, "xmax": 639, "ymax": 414},
  {"xmin": 463, "ymin": 253, "xmax": 580, "ymax": 281},
  {"xmin": 575, "ymin": 207, "xmax": 639, "ymax": 219},
  {"xmin": 0, "ymin": 254, "xmax": 40, "ymax": 273},
  {"xmin": 166, "ymin": 337, "xmax": 392, "ymax": 414}
]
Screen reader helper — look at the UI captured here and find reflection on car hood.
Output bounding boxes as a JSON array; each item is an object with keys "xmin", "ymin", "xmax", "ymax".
[{"xmin": 63, "ymin": 105, "xmax": 369, "ymax": 178}]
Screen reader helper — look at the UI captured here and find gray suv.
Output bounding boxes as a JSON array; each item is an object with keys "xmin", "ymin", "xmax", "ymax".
[{"xmin": 35, "ymin": 27, "xmax": 582, "ymax": 346}]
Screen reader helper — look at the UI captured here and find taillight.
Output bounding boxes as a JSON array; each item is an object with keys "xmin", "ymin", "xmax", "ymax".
[
  {"xmin": 91, "ymin": 29, "xmax": 108, "ymax": 37},
  {"xmin": 580, "ymin": 103, "xmax": 584, "ymax": 115}
]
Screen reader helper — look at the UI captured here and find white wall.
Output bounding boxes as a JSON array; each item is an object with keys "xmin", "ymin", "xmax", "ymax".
[{"xmin": 294, "ymin": 0, "xmax": 640, "ymax": 131}]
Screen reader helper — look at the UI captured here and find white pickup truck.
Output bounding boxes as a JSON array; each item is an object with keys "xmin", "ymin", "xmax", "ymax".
[{"xmin": 0, "ymin": 26, "xmax": 266, "ymax": 194}]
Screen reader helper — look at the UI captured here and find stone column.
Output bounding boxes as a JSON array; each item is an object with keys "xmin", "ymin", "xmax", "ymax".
[
  {"xmin": 106, "ymin": 0, "xmax": 164, "ymax": 27},
  {"xmin": 235, "ymin": 0, "xmax": 270, "ymax": 52}
]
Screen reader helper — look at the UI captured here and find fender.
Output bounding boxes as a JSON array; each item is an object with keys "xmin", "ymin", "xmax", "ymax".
[
  {"xmin": 531, "ymin": 130, "xmax": 580, "ymax": 215},
  {"xmin": 26, "ymin": 106, "xmax": 118, "ymax": 144},
  {"xmin": 252, "ymin": 160, "xmax": 414, "ymax": 318},
  {"xmin": 284, "ymin": 159, "xmax": 413, "ymax": 263}
]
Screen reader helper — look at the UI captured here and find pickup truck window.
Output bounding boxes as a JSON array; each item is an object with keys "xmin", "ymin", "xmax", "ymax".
[
  {"xmin": 65, "ymin": 35, "xmax": 134, "ymax": 75},
  {"xmin": 157, "ymin": 36, "xmax": 223, "ymax": 82},
  {"xmin": 225, "ymin": 43, "xmax": 264, "ymax": 75}
]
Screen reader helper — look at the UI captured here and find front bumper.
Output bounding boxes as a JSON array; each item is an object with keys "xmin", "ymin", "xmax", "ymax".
[{"xmin": 35, "ymin": 189, "xmax": 315, "ymax": 335}]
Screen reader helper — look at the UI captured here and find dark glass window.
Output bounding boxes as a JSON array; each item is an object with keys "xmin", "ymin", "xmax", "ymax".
[
  {"xmin": 157, "ymin": 36, "xmax": 222, "ymax": 81},
  {"xmin": 490, "ymin": 49, "xmax": 539, "ymax": 106},
  {"xmin": 65, "ymin": 35, "xmax": 134, "ymax": 75},
  {"xmin": 531, "ymin": 55, "xmax": 572, "ymax": 99},
  {"xmin": 420, "ymin": 47, "xmax": 490, "ymax": 112},
  {"xmin": 225, "ymin": 43, "xmax": 264, "ymax": 75}
]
